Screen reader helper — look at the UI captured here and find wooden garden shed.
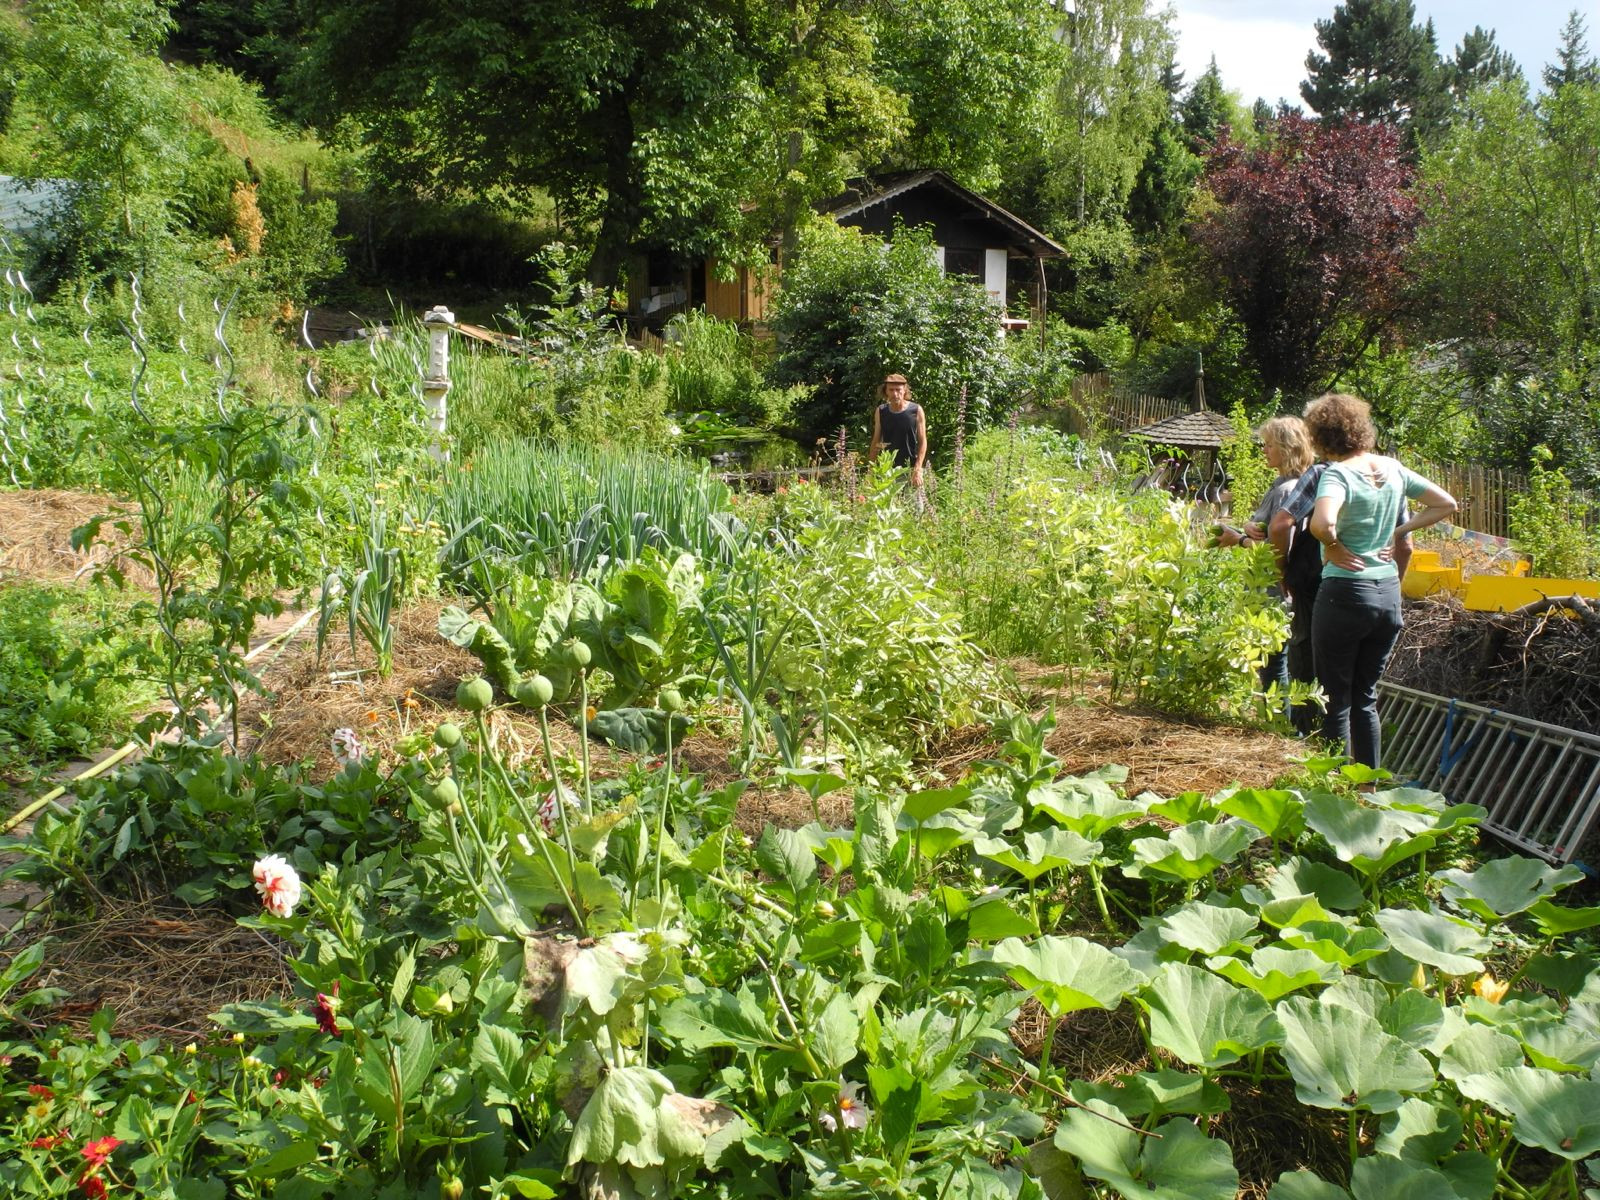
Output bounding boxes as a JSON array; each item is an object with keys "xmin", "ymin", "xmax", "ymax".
[{"xmin": 626, "ymin": 169, "xmax": 1067, "ymax": 329}]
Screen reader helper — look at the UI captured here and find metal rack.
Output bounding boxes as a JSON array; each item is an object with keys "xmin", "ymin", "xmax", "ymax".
[{"xmin": 1379, "ymin": 681, "xmax": 1600, "ymax": 866}]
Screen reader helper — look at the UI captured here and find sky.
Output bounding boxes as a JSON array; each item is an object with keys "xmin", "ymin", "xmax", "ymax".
[{"xmin": 1169, "ymin": 0, "xmax": 1586, "ymax": 109}]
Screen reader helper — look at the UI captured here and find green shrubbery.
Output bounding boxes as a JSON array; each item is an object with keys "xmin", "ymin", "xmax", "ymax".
[
  {"xmin": 772, "ymin": 219, "xmax": 1018, "ymax": 443},
  {"xmin": 0, "ymin": 583, "xmax": 139, "ymax": 778}
]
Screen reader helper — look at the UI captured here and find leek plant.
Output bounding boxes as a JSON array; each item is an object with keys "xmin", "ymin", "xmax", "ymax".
[{"xmin": 439, "ymin": 440, "xmax": 751, "ymax": 582}]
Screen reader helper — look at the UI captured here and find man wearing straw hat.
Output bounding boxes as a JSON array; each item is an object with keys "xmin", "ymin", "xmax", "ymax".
[{"xmin": 867, "ymin": 373, "xmax": 927, "ymax": 488}]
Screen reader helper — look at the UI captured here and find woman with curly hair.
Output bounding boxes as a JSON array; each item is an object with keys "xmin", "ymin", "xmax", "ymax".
[{"xmin": 1303, "ymin": 393, "xmax": 1456, "ymax": 769}]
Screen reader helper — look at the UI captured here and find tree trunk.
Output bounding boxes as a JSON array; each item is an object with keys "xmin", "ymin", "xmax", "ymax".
[{"xmin": 586, "ymin": 106, "xmax": 642, "ymax": 291}]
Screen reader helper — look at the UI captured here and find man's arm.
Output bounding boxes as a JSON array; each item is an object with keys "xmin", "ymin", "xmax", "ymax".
[
  {"xmin": 868, "ymin": 406, "xmax": 882, "ymax": 461},
  {"xmin": 912, "ymin": 406, "xmax": 927, "ymax": 484}
]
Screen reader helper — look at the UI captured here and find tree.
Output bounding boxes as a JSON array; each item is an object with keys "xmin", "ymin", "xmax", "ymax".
[
  {"xmin": 1448, "ymin": 26, "xmax": 1520, "ymax": 103},
  {"xmin": 23, "ymin": 0, "xmax": 191, "ymax": 268},
  {"xmin": 1180, "ymin": 57, "xmax": 1229, "ymax": 150},
  {"xmin": 1410, "ymin": 81, "xmax": 1600, "ymax": 482},
  {"xmin": 1543, "ymin": 10, "xmax": 1600, "ymax": 91},
  {"xmin": 296, "ymin": 0, "xmax": 1056, "ymax": 288},
  {"xmin": 1301, "ymin": 0, "xmax": 1449, "ymax": 146},
  {"xmin": 1191, "ymin": 113, "xmax": 1421, "ymax": 398}
]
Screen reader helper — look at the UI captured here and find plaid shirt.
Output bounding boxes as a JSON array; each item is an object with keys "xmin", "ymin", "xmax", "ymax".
[{"xmin": 1279, "ymin": 464, "xmax": 1327, "ymax": 524}]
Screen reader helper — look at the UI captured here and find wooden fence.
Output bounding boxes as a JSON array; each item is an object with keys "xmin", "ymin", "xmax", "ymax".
[{"xmin": 1065, "ymin": 372, "xmax": 1189, "ymax": 436}]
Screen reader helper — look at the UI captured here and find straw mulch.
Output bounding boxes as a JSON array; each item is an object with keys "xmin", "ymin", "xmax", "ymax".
[
  {"xmin": 11, "ymin": 892, "xmax": 291, "ymax": 1041},
  {"xmin": 1386, "ymin": 595, "xmax": 1600, "ymax": 735},
  {"xmin": 931, "ymin": 703, "xmax": 1301, "ymax": 799},
  {"xmin": 0, "ymin": 488, "xmax": 151, "ymax": 587}
]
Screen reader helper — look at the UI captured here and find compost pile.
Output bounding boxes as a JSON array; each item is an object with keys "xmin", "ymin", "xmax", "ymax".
[{"xmin": 1386, "ymin": 595, "xmax": 1600, "ymax": 735}]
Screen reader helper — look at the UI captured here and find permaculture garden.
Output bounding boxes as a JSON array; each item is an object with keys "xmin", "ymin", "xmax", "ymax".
[{"xmin": 3, "ymin": 2, "xmax": 1600, "ymax": 1199}]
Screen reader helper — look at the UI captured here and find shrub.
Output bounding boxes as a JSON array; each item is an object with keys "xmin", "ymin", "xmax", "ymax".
[
  {"xmin": 0, "ymin": 583, "xmax": 139, "ymax": 776},
  {"xmin": 771, "ymin": 219, "xmax": 1016, "ymax": 445},
  {"xmin": 1508, "ymin": 445, "xmax": 1600, "ymax": 577}
]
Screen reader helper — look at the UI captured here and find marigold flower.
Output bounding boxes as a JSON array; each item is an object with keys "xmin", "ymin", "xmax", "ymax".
[
  {"xmin": 80, "ymin": 1176, "xmax": 107, "ymax": 1199},
  {"xmin": 365, "ymin": 709, "xmax": 381, "ymax": 724},
  {"xmin": 80, "ymin": 1136, "xmax": 121, "ymax": 1167},
  {"xmin": 584, "ymin": 706, "xmax": 598, "ymax": 723},
  {"xmin": 31, "ymin": 1131, "xmax": 65, "ymax": 1149},
  {"xmin": 1473, "ymin": 972, "xmax": 1510, "ymax": 1004},
  {"xmin": 252, "ymin": 854, "xmax": 303, "ymax": 918},
  {"xmin": 28, "ymin": 1083, "xmax": 53, "ymax": 1099}
]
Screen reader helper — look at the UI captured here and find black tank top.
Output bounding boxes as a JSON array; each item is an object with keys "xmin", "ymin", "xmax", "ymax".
[{"xmin": 878, "ymin": 401, "xmax": 921, "ymax": 466}]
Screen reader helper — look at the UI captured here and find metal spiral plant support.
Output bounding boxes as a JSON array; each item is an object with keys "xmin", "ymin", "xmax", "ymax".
[
  {"xmin": 212, "ymin": 292, "xmax": 237, "ymax": 420},
  {"xmin": 79, "ymin": 283, "xmax": 95, "ymax": 411}
]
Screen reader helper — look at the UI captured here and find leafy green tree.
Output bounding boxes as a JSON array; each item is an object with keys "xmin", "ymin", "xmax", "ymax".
[
  {"xmin": 1411, "ymin": 81, "xmax": 1600, "ymax": 483},
  {"xmin": 1543, "ymin": 10, "xmax": 1600, "ymax": 91},
  {"xmin": 22, "ymin": 0, "xmax": 191, "ymax": 268},
  {"xmin": 296, "ymin": 0, "xmax": 1056, "ymax": 288},
  {"xmin": 1448, "ymin": 25, "xmax": 1521, "ymax": 103},
  {"xmin": 1301, "ymin": 0, "xmax": 1449, "ymax": 146},
  {"xmin": 770, "ymin": 220, "xmax": 1015, "ymax": 442}
]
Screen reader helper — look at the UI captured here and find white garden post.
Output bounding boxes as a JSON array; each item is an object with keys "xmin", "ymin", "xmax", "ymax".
[{"xmin": 421, "ymin": 305, "xmax": 455, "ymax": 463}]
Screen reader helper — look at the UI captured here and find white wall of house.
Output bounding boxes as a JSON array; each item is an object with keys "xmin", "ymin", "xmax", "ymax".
[
  {"xmin": 933, "ymin": 245, "xmax": 945, "ymax": 270},
  {"xmin": 984, "ymin": 249, "xmax": 1008, "ymax": 306}
]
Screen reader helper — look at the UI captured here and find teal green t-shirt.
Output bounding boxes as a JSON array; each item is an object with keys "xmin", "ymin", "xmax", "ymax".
[{"xmin": 1315, "ymin": 456, "xmax": 1430, "ymax": 579}]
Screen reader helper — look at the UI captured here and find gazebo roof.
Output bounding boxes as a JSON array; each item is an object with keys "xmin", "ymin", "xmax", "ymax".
[{"xmin": 1130, "ymin": 407, "xmax": 1236, "ymax": 449}]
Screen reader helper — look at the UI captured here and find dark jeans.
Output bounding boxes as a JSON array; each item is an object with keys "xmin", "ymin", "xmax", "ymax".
[
  {"xmin": 1312, "ymin": 574, "xmax": 1403, "ymax": 769},
  {"xmin": 1286, "ymin": 583, "xmax": 1320, "ymax": 736}
]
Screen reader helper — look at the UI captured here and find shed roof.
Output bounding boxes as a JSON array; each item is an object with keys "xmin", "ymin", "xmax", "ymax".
[
  {"xmin": 1130, "ymin": 407, "xmax": 1235, "ymax": 449},
  {"xmin": 819, "ymin": 170, "xmax": 1067, "ymax": 259}
]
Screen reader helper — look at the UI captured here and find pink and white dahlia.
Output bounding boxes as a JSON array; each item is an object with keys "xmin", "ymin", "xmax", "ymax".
[{"xmin": 252, "ymin": 854, "xmax": 303, "ymax": 918}]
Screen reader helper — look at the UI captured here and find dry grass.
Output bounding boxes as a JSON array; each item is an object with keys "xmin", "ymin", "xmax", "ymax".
[
  {"xmin": 12, "ymin": 890, "xmax": 291, "ymax": 1041},
  {"xmin": 0, "ymin": 488, "xmax": 153, "ymax": 587}
]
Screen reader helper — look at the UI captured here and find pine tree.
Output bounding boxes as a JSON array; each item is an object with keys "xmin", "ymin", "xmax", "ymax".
[
  {"xmin": 1300, "ymin": 0, "xmax": 1449, "ymax": 146},
  {"xmin": 1179, "ymin": 57, "xmax": 1229, "ymax": 149},
  {"xmin": 1449, "ymin": 26, "xmax": 1521, "ymax": 102},
  {"xmin": 1542, "ymin": 10, "xmax": 1600, "ymax": 91}
]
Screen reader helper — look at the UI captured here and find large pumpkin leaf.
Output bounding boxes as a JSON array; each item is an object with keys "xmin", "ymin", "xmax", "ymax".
[
  {"xmin": 1456, "ymin": 1066, "xmax": 1600, "ymax": 1159},
  {"xmin": 974, "ymin": 828, "xmax": 1101, "ymax": 882},
  {"xmin": 1435, "ymin": 857, "xmax": 1585, "ymax": 922},
  {"xmin": 1268, "ymin": 1171, "xmax": 1350, "ymax": 1199},
  {"xmin": 1156, "ymin": 900, "xmax": 1260, "ymax": 957},
  {"xmin": 1438, "ymin": 1023, "xmax": 1525, "ymax": 1083},
  {"xmin": 1071, "ymin": 1069, "xmax": 1231, "ymax": 1119},
  {"xmin": 1527, "ymin": 900, "xmax": 1600, "ymax": 938},
  {"xmin": 1125, "ymin": 819, "xmax": 1256, "ymax": 882},
  {"xmin": 1280, "ymin": 919, "xmax": 1389, "ymax": 968},
  {"xmin": 1219, "ymin": 788, "xmax": 1306, "ymax": 843},
  {"xmin": 1033, "ymin": 783, "xmax": 1145, "ymax": 839},
  {"xmin": 1054, "ymin": 1101, "xmax": 1239, "ymax": 1200},
  {"xmin": 1373, "ymin": 909, "xmax": 1489, "ymax": 977},
  {"xmin": 1302, "ymin": 793, "xmax": 1435, "ymax": 874},
  {"xmin": 1254, "ymin": 856, "xmax": 1365, "ymax": 912},
  {"xmin": 1141, "ymin": 963, "xmax": 1282, "ymax": 1068},
  {"xmin": 1208, "ymin": 947, "xmax": 1341, "ymax": 1001},
  {"xmin": 1276, "ymin": 996, "xmax": 1434, "ymax": 1112},
  {"xmin": 992, "ymin": 936, "xmax": 1145, "ymax": 1016}
]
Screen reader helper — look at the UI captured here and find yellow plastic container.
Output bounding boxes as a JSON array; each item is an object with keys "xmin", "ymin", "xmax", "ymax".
[
  {"xmin": 1461, "ymin": 576, "xmax": 1600, "ymax": 612},
  {"xmin": 1402, "ymin": 564, "xmax": 1463, "ymax": 599}
]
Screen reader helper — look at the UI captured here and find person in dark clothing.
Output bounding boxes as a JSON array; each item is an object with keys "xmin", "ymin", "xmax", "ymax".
[{"xmin": 867, "ymin": 374, "xmax": 927, "ymax": 487}]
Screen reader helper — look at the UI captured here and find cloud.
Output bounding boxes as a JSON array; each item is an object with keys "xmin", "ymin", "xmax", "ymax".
[{"xmin": 1171, "ymin": 8, "xmax": 1317, "ymax": 109}]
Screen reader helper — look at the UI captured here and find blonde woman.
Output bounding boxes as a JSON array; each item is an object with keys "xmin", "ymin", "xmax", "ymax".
[{"xmin": 1217, "ymin": 416, "xmax": 1317, "ymax": 717}]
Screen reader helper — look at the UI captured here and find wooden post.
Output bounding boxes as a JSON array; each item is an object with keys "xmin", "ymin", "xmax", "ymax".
[{"xmin": 422, "ymin": 305, "xmax": 455, "ymax": 463}]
